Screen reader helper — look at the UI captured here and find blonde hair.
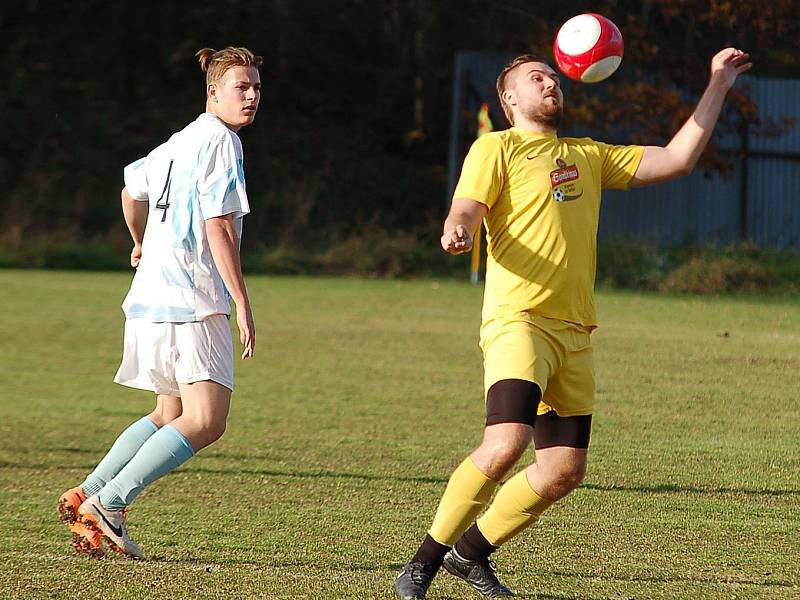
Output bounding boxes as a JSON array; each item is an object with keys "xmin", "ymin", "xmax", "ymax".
[
  {"xmin": 196, "ymin": 46, "xmax": 263, "ymax": 86},
  {"xmin": 496, "ymin": 54, "xmax": 548, "ymax": 125}
]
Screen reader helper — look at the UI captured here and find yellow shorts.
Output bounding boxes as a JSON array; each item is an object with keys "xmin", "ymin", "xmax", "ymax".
[{"xmin": 480, "ymin": 312, "xmax": 594, "ymax": 417}]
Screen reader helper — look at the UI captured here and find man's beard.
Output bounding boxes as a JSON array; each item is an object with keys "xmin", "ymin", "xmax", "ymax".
[{"xmin": 521, "ymin": 102, "xmax": 563, "ymax": 129}]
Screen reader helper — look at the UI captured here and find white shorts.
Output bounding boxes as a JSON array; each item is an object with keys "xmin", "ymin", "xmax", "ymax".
[{"xmin": 114, "ymin": 315, "xmax": 234, "ymax": 396}]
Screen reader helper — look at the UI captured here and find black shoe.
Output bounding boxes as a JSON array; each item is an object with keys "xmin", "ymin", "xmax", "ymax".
[
  {"xmin": 394, "ymin": 561, "xmax": 437, "ymax": 600},
  {"xmin": 442, "ymin": 549, "xmax": 515, "ymax": 597}
]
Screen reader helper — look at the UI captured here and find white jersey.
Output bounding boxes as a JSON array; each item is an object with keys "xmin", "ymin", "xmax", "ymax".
[{"xmin": 121, "ymin": 113, "xmax": 250, "ymax": 323}]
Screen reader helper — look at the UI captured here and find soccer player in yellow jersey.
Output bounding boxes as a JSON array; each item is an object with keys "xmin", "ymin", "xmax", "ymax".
[{"xmin": 395, "ymin": 47, "xmax": 751, "ymax": 599}]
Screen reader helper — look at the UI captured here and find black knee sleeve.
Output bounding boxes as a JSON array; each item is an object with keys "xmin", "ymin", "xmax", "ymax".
[
  {"xmin": 485, "ymin": 379, "xmax": 541, "ymax": 427},
  {"xmin": 533, "ymin": 411, "xmax": 592, "ymax": 449}
]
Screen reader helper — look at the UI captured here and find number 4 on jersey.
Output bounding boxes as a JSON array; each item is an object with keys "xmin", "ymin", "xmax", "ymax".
[{"xmin": 155, "ymin": 160, "xmax": 174, "ymax": 222}]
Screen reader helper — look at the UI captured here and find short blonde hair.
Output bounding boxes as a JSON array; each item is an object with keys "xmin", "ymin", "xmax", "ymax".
[
  {"xmin": 496, "ymin": 54, "xmax": 548, "ymax": 125},
  {"xmin": 196, "ymin": 46, "xmax": 263, "ymax": 85}
]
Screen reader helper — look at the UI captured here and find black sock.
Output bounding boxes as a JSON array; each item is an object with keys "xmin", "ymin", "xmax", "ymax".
[
  {"xmin": 454, "ymin": 524, "xmax": 497, "ymax": 561},
  {"xmin": 411, "ymin": 533, "xmax": 450, "ymax": 568}
]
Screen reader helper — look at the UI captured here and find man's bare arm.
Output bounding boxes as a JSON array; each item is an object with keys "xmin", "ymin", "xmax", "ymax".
[
  {"xmin": 205, "ymin": 214, "xmax": 255, "ymax": 360},
  {"xmin": 632, "ymin": 48, "xmax": 751, "ymax": 187},
  {"xmin": 121, "ymin": 187, "xmax": 148, "ymax": 267},
  {"xmin": 441, "ymin": 198, "xmax": 489, "ymax": 255}
]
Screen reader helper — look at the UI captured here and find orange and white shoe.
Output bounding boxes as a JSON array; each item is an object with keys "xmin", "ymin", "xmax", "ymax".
[
  {"xmin": 79, "ymin": 495, "xmax": 144, "ymax": 559},
  {"xmin": 57, "ymin": 486, "xmax": 104, "ymax": 557}
]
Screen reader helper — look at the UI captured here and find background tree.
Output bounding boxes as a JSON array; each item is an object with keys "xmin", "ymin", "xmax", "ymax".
[{"xmin": 0, "ymin": 0, "xmax": 796, "ymax": 263}]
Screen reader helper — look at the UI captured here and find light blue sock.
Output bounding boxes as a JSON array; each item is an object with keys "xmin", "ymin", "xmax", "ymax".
[
  {"xmin": 81, "ymin": 417, "xmax": 159, "ymax": 497},
  {"xmin": 98, "ymin": 425, "xmax": 195, "ymax": 510}
]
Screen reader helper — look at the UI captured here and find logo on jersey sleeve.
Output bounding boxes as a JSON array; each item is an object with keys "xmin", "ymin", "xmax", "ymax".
[{"xmin": 550, "ymin": 158, "xmax": 583, "ymax": 202}]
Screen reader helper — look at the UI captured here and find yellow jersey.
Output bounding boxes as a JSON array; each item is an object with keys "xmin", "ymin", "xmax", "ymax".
[{"xmin": 453, "ymin": 127, "xmax": 644, "ymax": 329}]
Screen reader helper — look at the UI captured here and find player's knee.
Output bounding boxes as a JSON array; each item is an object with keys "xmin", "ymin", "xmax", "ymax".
[
  {"xmin": 549, "ymin": 463, "xmax": 586, "ymax": 497},
  {"xmin": 147, "ymin": 412, "xmax": 166, "ymax": 428},
  {"xmin": 563, "ymin": 462, "xmax": 586, "ymax": 489},
  {"xmin": 188, "ymin": 420, "xmax": 226, "ymax": 452},
  {"xmin": 164, "ymin": 405, "xmax": 183, "ymax": 423},
  {"xmin": 196, "ymin": 415, "xmax": 226, "ymax": 444},
  {"xmin": 148, "ymin": 407, "xmax": 182, "ymax": 428},
  {"xmin": 188, "ymin": 415, "xmax": 222, "ymax": 442},
  {"xmin": 208, "ymin": 420, "xmax": 226, "ymax": 443},
  {"xmin": 483, "ymin": 438, "xmax": 527, "ymax": 472}
]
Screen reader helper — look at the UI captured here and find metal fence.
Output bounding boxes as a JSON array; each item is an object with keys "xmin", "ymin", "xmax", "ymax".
[{"xmin": 449, "ymin": 51, "xmax": 800, "ymax": 252}]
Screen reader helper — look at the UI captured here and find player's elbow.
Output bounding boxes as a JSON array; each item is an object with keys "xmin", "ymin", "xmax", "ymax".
[
  {"xmin": 205, "ymin": 214, "xmax": 234, "ymax": 230},
  {"xmin": 120, "ymin": 187, "xmax": 135, "ymax": 206},
  {"xmin": 205, "ymin": 215, "xmax": 235, "ymax": 242},
  {"xmin": 654, "ymin": 161, "xmax": 693, "ymax": 184},
  {"xmin": 204, "ymin": 218, "xmax": 223, "ymax": 238},
  {"xmin": 675, "ymin": 161, "xmax": 694, "ymax": 178},
  {"xmin": 650, "ymin": 146, "xmax": 696, "ymax": 181}
]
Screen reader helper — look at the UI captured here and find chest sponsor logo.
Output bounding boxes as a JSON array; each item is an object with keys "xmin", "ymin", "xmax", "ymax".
[
  {"xmin": 550, "ymin": 158, "xmax": 583, "ymax": 202},
  {"xmin": 550, "ymin": 158, "xmax": 579, "ymax": 186}
]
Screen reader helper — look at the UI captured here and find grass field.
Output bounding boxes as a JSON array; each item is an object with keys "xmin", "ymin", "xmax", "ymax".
[{"xmin": 0, "ymin": 270, "xmax": 798, "ymax": 599}]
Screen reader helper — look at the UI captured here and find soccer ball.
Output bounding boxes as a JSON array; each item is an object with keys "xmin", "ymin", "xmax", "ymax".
[{"xmin": 553, "ymin": 13, "xmax": 624, "ymax": 83}]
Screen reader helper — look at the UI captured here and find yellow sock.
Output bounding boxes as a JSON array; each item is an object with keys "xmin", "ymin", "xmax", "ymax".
[
  {"xmin": 476, "ymin": 469, "xmax": 554, "ymax": 546},
  {"xmin": 428, "ymin": 457, "xmax": 498, "ymax": 546}
]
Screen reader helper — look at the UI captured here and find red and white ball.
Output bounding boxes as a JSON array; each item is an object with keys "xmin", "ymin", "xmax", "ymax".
[{"xmin": 553, "ymin": 13, "xmax": 624, "ymax": 83}]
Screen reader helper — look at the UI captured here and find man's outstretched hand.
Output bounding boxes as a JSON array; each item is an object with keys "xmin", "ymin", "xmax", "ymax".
[{"xmin": 710, "ymin": 48, "xmax": 752, "ymax": 90}]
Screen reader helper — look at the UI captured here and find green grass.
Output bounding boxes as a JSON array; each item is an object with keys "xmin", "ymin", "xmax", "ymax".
[{"xmin": 0, "ymin": 270, "xmax": 798, "ymax": 599}]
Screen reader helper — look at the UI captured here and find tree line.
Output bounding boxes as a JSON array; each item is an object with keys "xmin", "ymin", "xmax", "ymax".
[{"xmin": 1, "ymin": 0, "xmax": 797, "ymax": 262}]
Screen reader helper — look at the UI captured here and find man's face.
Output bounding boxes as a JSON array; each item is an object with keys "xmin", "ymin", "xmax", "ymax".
[
  {"xmin": 505, "ymin": 62, "xmax": 563, "ymax": 129},
  {"xmin": 209, "ymin": 66, "xmax": 261, "ymax": 131}
]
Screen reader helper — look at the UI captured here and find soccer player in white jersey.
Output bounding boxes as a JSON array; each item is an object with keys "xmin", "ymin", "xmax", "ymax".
[{"xmin": 56, "ymin": 47, "xmax": 261, "ymax": 559}]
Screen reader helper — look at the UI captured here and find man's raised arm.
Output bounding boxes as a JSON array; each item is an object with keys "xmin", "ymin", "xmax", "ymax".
[{"xmin": 632, "ymin": 48, "xmax": 752, "ymax": 187}]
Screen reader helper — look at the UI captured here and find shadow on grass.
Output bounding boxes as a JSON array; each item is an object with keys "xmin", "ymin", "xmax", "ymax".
[
  {"xmin": 145, "ymin": 555, "xmax": 387, "ymax": 574},
  {"xmin": 581, "ymin": 481, "xmax": 800, "ymax": 498},
  {"xmin": 184, "ymin": 464, "xmax": 449, "ymax": 485},
  {"xmin": 7, "ymin": 456, "xmax": 799, "ymax": 499},
  {"xmin": 183, "ymin": 465, "xmax": 800, "ymax": 498}
]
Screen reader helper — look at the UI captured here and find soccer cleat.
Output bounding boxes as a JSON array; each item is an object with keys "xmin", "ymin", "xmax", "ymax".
[
  {"xmin": 57, "ymin": 486, "xmax": 104, "ymax": 557},
  {"xmin": 78, "ymin": 495, "xmax": 144, "ymax": 559},
  {"xmin": 394, "ymin": 561, "xmax": 438, "ymax": 600},
  {"xmin": 442, "ymin": 548, "xmax": 515, "ymax": 597}
]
